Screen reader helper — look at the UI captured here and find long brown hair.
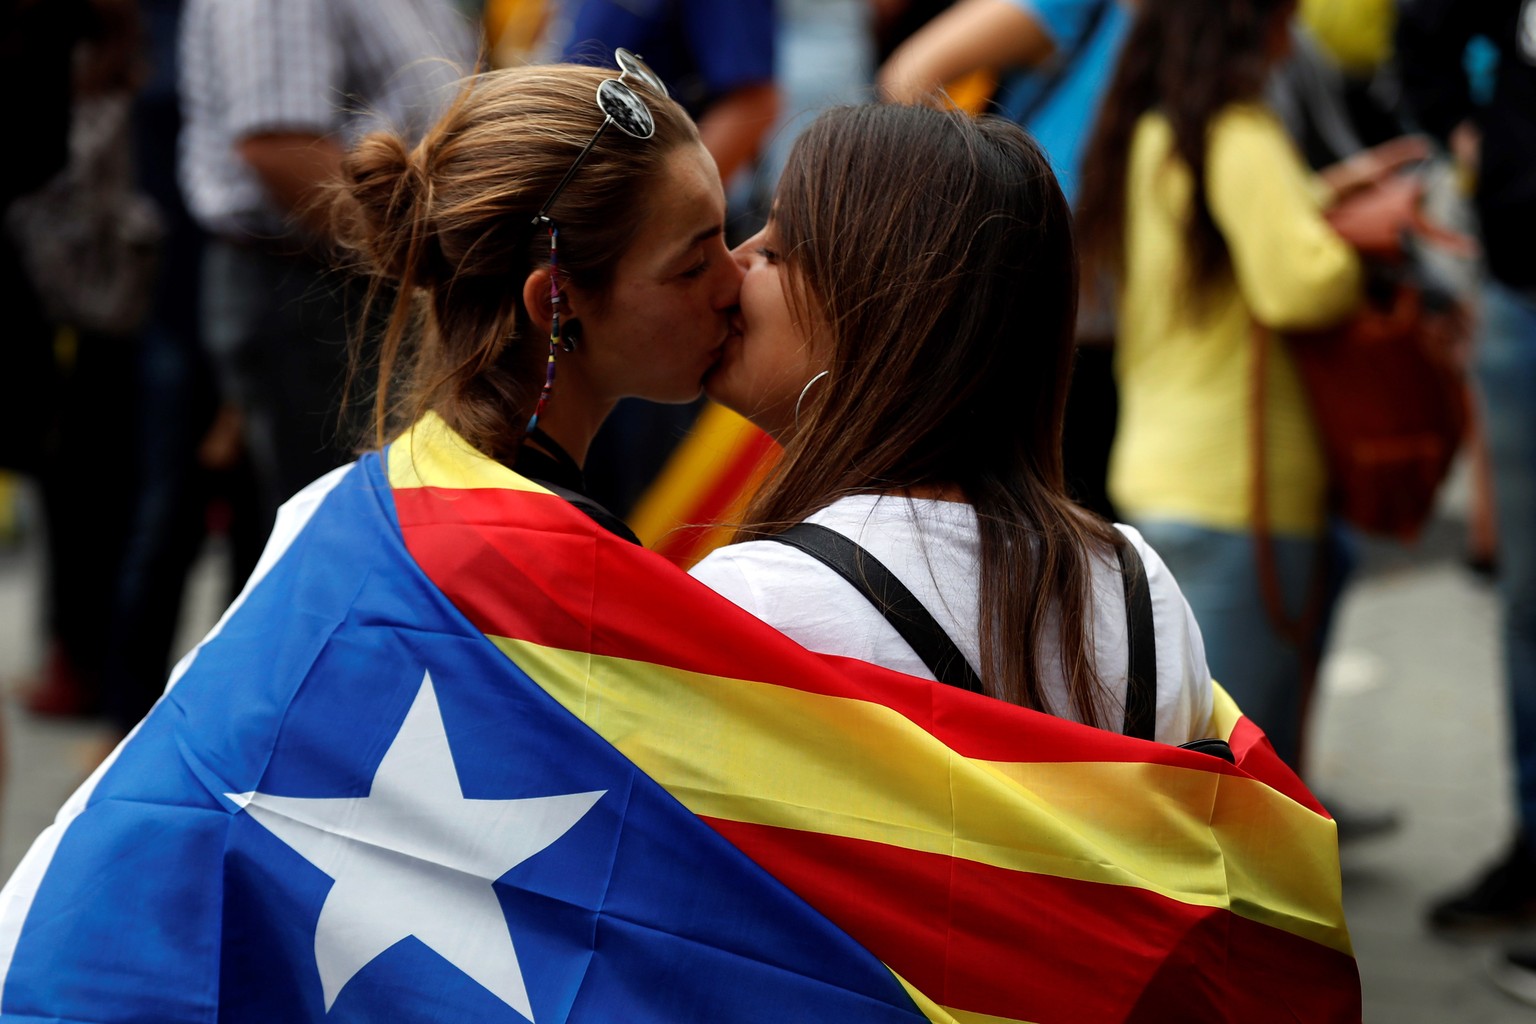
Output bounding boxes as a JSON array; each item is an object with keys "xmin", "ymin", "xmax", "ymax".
[
  {"xmin": 330, "ymin": 64, "xmax": 698, "ymax": 464},
  {"xmin": 745, "ymin": 103, "xmax": 1123, "ymax": 725},
  {"xmin": 1076, "ymin": 0, "xmax": 1295, "ymax": 293}
]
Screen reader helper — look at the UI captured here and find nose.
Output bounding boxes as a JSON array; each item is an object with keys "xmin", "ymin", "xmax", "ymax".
[{"xmin": 716, "ymin": 243, "xmax": 745, "ymax": 309}]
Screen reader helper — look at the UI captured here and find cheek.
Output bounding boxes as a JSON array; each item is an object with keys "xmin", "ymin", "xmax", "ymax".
[
  {"xmin": 742, "ymin": 271, "xmax": 795, "ymax": 343},
  {"xmin": 744, "ymin": 327, "xmax": 814, "ymax": 409},
  {"xmin": 670, "ymin": 284, "xmax": 726, "ymax": 355}
]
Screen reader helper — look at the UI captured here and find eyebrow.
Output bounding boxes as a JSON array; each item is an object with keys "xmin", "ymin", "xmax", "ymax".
[{"xmin": 666, "ymin": 223, "xmax": 723, "ymax": 263}]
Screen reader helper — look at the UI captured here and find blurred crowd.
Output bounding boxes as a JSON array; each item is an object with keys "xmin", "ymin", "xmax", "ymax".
[{"xmin": 1, "ymin": 0, "xmax": 1534, "ymax": 1003}]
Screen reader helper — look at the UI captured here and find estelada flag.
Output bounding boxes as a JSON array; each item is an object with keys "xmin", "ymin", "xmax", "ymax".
[{"xmin": 0, "ymin": 416, "xmax": 1360, "ymax": 1023}]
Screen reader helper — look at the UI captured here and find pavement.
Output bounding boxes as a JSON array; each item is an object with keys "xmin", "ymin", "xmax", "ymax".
[{"xmin": 0, "ymin": 463, "xmax": 1531, "ymax": 1021}]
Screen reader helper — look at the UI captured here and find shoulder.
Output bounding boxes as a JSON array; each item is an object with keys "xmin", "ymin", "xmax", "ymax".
[
  {"xmin": 688, "ymin": 496, "xmax": 966, "ymax": 675},
  {"xmin": 1111, "ymin": 524, "xmax": 1201, "ymax": 648},
  {"xmin": 690, "ymin": 528, "xmax": 906, "ymax": 669},
  {"xmin": 688, "ymin": 524, "xmax": 857, "ymax": 626},
  {"xmin": 1112, "ymin": 523, "xmax": 1177, "ymax": 598},
  {"xmin": 1207, "ymin": 102, "xmax": 1291, "ymax": 156},
  {"xmin": 688, "ymin": 539, "xmax": 800, "ymax": 621},
  {"xmin": 1111, "ymin": 523, "xmax": 1215, "ymax": 743},
  {"xmin": 688, "ymin": 497, "xmax": 897, "ymax": 611},
  {"xmin": 1129, "ymin": 109, "xmax": 1171, "ymax": 157},
  {"xmin": 1202, "ymin": 103, "xmax": 1318, "ymax": 212}
]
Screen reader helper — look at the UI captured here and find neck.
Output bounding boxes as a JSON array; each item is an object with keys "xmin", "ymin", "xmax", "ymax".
[{"xmin": 528, "ymin": 395, "xmax": 614, "ymax": 469}]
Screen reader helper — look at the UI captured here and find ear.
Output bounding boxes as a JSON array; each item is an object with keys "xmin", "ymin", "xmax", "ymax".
[{"xmin": 521, "ymin": 268, "xmax": 556, "ymax": 335}]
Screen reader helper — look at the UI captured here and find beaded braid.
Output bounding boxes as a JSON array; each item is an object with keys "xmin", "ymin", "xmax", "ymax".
[{"xmin": 525, "ymin": 220, "xmax": 561, "ymax": 434}]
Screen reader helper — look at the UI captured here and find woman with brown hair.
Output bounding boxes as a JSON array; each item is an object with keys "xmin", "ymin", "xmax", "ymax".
[
  {"xmin": 691, "ymin": 102, "xmax": 1213, "ymax": 743},
  {"xmin": 333, "ymin": 57, "xmax": 742, "ymax": 537},
  {"xmin": 1072, "ymin": 0, "xmax": 1409, "ymax": 765}
]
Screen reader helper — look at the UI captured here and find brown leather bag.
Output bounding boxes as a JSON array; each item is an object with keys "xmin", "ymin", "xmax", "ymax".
[
  {"xmin": 1247, "ymin": 271, "xmax": 1468, "ymax": 759},
  {"xmin": 1278, "ymin": 268, "xmax": 1470, "ymax": 541}
]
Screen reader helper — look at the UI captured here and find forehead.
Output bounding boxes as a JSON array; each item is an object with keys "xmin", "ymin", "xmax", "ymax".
[{"xmin": 622, "ymin": 144, "xmax": 724, "ymax": 258}]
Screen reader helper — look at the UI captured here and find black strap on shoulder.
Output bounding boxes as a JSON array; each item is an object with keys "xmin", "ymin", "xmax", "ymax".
[
  {"xmin": 532, "ymin": 478, "xmax": 641, "ymax": 545},
  {"xmin": 1114, "ymin": 537, "xmax": 1157, "ymax": 742},
  {"xmin": 1115, "ymin": 534, "xmax": 1234, "ymax": 758},
  {"xmin": 769, "ymin": 521, "xmax": 1164, "ymax": 742},
  {"xmin": 768, "ymin": 522, "xmax": 987, "ymax": 695}
]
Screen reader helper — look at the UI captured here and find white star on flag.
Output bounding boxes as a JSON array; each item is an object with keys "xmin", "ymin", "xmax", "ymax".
[{"xmin": 228, "ymin": 671, "xmax": 604, "ymax": 1021}]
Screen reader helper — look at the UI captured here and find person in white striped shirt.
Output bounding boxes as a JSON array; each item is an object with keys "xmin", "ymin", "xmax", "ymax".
[{"xmin": 177, "ymin": 0, "xmax": 477, "ymax": 536}]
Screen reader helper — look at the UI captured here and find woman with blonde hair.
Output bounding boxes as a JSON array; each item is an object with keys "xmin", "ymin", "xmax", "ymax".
[{"xmin": 335, "ymin": 56, "xmax": 742, "ymax": 536}]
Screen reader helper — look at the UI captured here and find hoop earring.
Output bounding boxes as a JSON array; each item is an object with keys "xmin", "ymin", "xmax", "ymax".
[{"xmin": 793, "ymin": 370, "xmax": 829, "ymax": 430}]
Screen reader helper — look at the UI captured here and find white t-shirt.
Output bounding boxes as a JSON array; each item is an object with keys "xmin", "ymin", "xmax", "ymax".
[{"xmin": 690, "ymin": 495, "xmax": 1213, "ymax": 745}]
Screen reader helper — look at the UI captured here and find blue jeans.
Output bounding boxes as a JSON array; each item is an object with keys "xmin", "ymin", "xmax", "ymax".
[
  {"xmin": 1477, "ymin": 280, "xmax": 1536, "ymax": 836},
  {"xmin": 1132, "ymin": 520, "xmax": 1321, "ymax": 766}
]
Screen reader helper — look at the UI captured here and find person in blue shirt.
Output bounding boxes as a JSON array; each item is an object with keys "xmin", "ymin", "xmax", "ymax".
[
  {"xmin": 557, "ymin": 0, "xmax": 777, "ymax": 190},
  {"xmin": 878, "ymin": 0, "xmax": 1127, "ymax": 204}
]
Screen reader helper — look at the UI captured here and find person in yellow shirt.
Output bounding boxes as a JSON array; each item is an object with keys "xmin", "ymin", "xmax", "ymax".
[{"xmin": 1074, "ymin": 0, "xmax": 1413, "ymax": 766}]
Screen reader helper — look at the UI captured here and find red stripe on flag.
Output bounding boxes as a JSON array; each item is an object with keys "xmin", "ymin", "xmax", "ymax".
[
  {"xmin": 706, "ymin": 819, "xmax": 1361, "ymax": 1024},
  {"xmin": 393, "ymin": 485, "xmax": 1325, "ymax": 808}
]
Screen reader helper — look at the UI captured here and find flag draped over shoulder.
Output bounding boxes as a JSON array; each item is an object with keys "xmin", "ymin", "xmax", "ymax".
[{"xmin": 0, "ymin": 416, "xmax": 1360, "ymax": 1023}]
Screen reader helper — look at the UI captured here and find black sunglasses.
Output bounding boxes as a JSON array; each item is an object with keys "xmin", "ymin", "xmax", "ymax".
[{"xmin": 531, "ymin": 49, "xmax": 669, "ymax": 226}]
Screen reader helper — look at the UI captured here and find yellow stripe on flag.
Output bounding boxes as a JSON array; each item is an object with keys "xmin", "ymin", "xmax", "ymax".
[
  {"xmin": 492, "ymin": 636, "xmax": 1351, "ymax": 955},
  {"xmin": 388, "ymin": 413, "xmax": 550, "ymax": 494},
  {"xmin": 941, "ymin": 1005, "xmax": 1038, "ymax": 1024},
  {"xmin": 1207, "ymin": 682, "xmax": 1244, "ymax": 739},
  {"xmin": 893, "ymin": 974, "xmax": 1025, "ymax": 1024}
]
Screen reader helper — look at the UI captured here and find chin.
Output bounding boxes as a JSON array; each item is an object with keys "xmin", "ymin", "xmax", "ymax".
[
  {"xmin": 701, "ymin": 369, "xmax": 733, "ymax": 407},
  {"xmin": 654, "ymin": 382, "xmax": 706, "ymax": 405}
]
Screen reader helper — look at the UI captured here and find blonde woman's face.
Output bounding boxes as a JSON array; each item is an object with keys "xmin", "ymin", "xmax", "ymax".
[
  {"xmin": 564, "ymin": 143, "xmax": 742, "ymax": 406},
  {"xmin": 704, "ymin": 220, "xmax": 822, "ymax": 440}
]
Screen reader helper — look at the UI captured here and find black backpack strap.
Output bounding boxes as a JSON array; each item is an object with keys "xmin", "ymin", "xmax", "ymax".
[
  {"xmin": 768, "ymin": 522, "xmax": 987, "ymax": 696},
  {"xmin": 1113, "ymin": 535, "xmax": 1158, "ymax": 741},
  {"xmin": 1117, "ymin": 534, "xmax": 1235, "ymax": 759},
  {"xmin": 766, "ymin": 521, "xmax": 1179, "ymax": 746},
  {"xmin": 535, "ymin": 480, "xmax": 642, "ymax": 545}
]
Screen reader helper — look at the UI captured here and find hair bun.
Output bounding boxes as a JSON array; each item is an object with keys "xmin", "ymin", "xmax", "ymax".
[{"xmin": 335, "ymin": 131, "xmax": 440, "ymax": 285}]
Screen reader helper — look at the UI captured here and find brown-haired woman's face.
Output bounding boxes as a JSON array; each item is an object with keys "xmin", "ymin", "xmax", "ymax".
[
  {"xmin": 563, "ymin": 144, "xmax": 742, "ymax": 405},
  {"xmin": 704, "ymin": 220, "xmax": 822, "ymax": 439}
]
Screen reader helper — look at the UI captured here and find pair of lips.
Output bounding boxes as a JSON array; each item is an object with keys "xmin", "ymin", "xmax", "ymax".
[
  {"xmin": 717, "ymin": 318, "xmax": 747, "ymax": 357},
  {"xmin": 702, "ymin": 323, "xmax": 744, "ymax": 383}
]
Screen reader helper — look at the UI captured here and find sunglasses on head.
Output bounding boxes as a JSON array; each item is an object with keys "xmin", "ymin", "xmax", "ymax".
[{"xmin": 531, "ymin": 48, "xmax": 669, "ymax": 227}]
